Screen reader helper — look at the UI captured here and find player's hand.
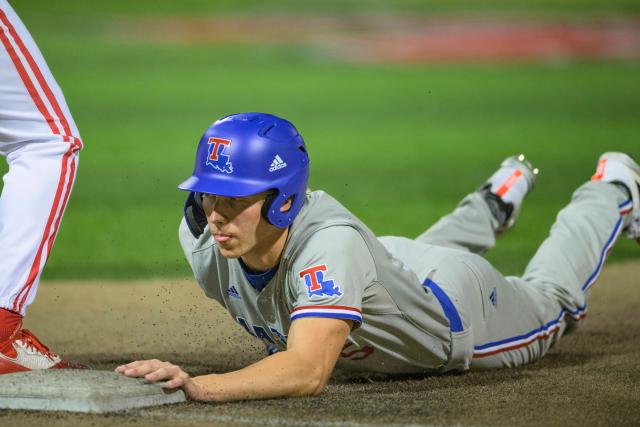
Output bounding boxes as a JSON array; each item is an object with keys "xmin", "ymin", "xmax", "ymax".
[{"xmin": 115, "ymin": 359, "xmax": 193, "ymax": 390}]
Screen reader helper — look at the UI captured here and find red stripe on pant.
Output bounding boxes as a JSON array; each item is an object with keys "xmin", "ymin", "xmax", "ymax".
[
  {"xmin": 12, "ymin": 149, "xmax": 75, "ymax": 313},
  {"xmin": 0, "ymin": 12, "xmax": 61, "ymax": 137},
  {"xmin": 44, "ymin": 157, "xmax": 77, "ymax": 261},
  {"xmin": 473, "ymin": 324, "xmax": 562, "ymax": 359},
  {"xmin": 17, "ymin": 154, "xmax": 77, "ymax": 312},
  {"xmin": 0, "ymin": 8, "xmax": 82, "ymax": 151}
]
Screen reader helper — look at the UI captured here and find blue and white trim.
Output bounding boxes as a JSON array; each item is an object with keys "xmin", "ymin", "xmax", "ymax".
[
  {"xmin": 474, "ymin": 309, "xmax": 566, "ymax": 358},
  {"xmin": 290, "ymin": 305, "xmax": 362, "ymax": 323},
  {"xmin": 582, "ymin": 215, "xmax": 623, "ymax": 292},
  {"xmin": 474, "ymin": 206, "xmax": 625, "ymax": 359},
  {"xmin": 619, "ymin": 199, "xmax": 633, "ymax": 215}
]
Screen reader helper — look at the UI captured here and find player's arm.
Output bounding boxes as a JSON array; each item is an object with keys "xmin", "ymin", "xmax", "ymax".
[{"xmin": 116, "ymin": 316, "xmax": 351, "ymax": 402}]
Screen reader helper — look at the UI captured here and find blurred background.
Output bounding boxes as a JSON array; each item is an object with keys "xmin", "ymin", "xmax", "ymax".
[{"xmin": 4, "ymin": 0, "xmax": 639, "ymax": 280}]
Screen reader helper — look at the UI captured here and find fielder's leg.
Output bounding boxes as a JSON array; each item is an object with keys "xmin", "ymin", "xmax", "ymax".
[
  {"xmin": 417, "ymin": 155, "xmax": 537, "ymax": 254},
  {"xmin": 0, "ymin": 0, "xmax": 83, "ymax": 373},
  {"xmin": 456, "ymin": 155, "xmax": 637, "ymax": 368}
]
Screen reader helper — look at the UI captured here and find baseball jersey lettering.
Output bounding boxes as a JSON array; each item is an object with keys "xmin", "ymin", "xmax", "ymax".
[
  {"xmin": 236, "ymin": 316, "xmax": 254, "ymax": 337},
  {"xmin": 299, "ymin": 264, "xmax": 341, "ymax": 297},
  {"xmin": 236, "ymin": 316, "xmax": 286, "ymax": 345},
  {"xmin": 269, "ymin": 327, "xmax": 288, "ymax": 344},
  {"xmin": 341, "ymin": 342, "xmax": 374, "ymax": 361},
  {"xmin": 253, "ymin": 326, "xmax": 275, "ymax": 344}
]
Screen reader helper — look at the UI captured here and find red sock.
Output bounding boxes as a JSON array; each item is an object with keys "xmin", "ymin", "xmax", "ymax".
[{"xmin": 0, "ymin": 308, "xmax": 22, "ymax": 341}]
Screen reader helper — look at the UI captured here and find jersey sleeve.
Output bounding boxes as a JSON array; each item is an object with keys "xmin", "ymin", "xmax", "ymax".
[{"xmin": 288, "ymin": 225, "xmax": 376, "ymax": 326}]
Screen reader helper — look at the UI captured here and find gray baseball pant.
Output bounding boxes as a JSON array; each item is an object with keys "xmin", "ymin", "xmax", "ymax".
[{"xmin": 416, "ymin": 181, "xmax": 630, "ymax": 368}]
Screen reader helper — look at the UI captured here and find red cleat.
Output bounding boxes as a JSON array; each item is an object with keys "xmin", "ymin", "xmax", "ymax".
[{"xmin": 0, "ymin": 327, "xmax": 85, "ymax": 374}]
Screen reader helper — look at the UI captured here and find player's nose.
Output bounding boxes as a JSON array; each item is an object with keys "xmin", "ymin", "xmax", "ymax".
[
  {"xmin": 202, "ymin": 196, "xmax": 227, "ymax": 224},
  {"xmin": 208, "ymin": 207, "xmax": 228, "ymax": 225}
]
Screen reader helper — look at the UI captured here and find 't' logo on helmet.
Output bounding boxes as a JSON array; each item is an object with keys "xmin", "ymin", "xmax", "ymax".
[{"xmin": 206, "ymin": 137, "xmax": 233, "ymax": 174}]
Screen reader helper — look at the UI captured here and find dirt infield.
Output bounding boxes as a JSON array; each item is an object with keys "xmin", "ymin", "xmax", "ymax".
[{"xmin": 1, "ymin": 259, "xmax": 638, "ymax": 426}]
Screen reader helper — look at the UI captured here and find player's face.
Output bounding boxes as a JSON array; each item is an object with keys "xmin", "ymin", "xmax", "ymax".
[{"xmin": 201, "ymin": 192, "xmax": 288, "ymax": 269}]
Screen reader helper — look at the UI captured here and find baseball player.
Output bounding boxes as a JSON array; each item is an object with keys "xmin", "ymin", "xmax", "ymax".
[
  {"xmin": 0, "ymin": 0, "xmax": 83, "ymax": 373},
  {"xmin": 117, "ymin": 113, "xmax": 639, "ymax": 402}
]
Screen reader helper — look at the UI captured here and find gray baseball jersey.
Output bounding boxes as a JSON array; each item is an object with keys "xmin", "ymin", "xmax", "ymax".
[
  {"xmin": 180, "ymin": 182, "xmax": 631, "ymax": 373},
  {"xmin": 180, "ymin": 190, "xmax": 472, "ymax": 374}
]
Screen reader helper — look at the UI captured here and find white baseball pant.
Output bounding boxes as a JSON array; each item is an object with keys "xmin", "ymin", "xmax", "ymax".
[{"xmin": 0, "ymin": 0, "xmax": 83, "ymax": 315}]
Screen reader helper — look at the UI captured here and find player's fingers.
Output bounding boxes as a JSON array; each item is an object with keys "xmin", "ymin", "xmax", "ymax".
[
  {"xmin": 148, "ymin": 364, "xmax": 190, "ymax": 387},
  {"xmin": 163, "ymin": 368, "xmax": 191, "ymax": 389},
  {"xmin": 119, "ymin": 360, "xmax": 164, "ymax": 377},
  {"xmin": 163, "ymin": 376, "xmax": 186, "ymax": 389},
  {"xmin": 115, "ymin": 359, "xmax": 150, "ymax": 374},
  {"xmin": 144, "ymin": 366, "xmax": 177, "ymax": 382}
]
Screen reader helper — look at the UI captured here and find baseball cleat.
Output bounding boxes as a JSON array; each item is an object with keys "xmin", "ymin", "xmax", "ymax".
[
  {"xmin": 480, "ymin": 154, "xmax": 539, "ymax": 234},
  {"xmin": 591, "ymin": 152, "xmax": 640, "ymax": 242},
  {"xmin": 0, "ymin": 325, "xmax": 86, "ymax": 374}
]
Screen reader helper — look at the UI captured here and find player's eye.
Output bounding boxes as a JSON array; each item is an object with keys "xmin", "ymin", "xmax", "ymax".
[{"xmin": 227, "ymin": 197, "xmax": 248, "ymax": 208}]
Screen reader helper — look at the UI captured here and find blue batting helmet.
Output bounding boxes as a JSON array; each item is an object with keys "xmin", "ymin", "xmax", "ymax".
[{"xmin": 178, "ymin": 112, "xmax": 310, "ymax": 228}]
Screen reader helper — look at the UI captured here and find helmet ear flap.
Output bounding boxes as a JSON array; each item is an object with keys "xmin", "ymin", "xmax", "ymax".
[
  {"xmin": 194, "ymin": 192, "xmax": 204, "ymax": 208},
  {"xmin": 260, "ymin": 190, "xmax": 279, "ymax": 224},
  {"xmin": 261, "ymin": 189, "xmax": 298, "ymax": 227}
]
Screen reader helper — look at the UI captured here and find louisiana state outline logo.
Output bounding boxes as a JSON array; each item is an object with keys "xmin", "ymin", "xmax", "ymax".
[
  {"xmin": 299, "ymin": 264, "xmax": 342, "ymax": 298},
  {"xmin": 206, "ymin": 137, "xmax": 233, "ymax": 174}
]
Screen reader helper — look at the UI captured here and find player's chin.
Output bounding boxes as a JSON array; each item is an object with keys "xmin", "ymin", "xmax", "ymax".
[{"xmin": 217, "ymin": 244, "xmax": 242, "ymax": 259}]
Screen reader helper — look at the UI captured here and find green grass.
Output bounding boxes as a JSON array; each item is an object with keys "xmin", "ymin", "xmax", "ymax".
[
  {"xmin": 2, "ymin": 3, "xmax": 639, "ymax": 280},
  {"xmin": 13, "ymin": 0, "xmax": 640, "ymax": 16}
]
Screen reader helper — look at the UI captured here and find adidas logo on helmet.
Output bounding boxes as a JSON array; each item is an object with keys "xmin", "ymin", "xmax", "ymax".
[{"xmin": 269, "ymin": 155, "xmax": 287, "ymax": 172}]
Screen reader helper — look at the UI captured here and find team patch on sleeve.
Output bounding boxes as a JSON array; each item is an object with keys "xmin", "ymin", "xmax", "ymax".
[
  {"xmin": 290, "ymin": 305, "xmax": 362, "ymax": 323},
  {"xmin": 298, "ymin": 264, "xmax": 342, "ymax": 298}
]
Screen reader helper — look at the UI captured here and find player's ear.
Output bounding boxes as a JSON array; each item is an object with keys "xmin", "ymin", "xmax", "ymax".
[{"xmin": 280, "ymin": 197, "xmax": 293, "ymax": 213}]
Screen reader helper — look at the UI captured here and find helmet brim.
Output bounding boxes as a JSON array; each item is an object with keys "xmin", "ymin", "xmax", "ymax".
[{"xmin": 178, "ymin": 174, "xmax": 273, "ymax": 198}]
